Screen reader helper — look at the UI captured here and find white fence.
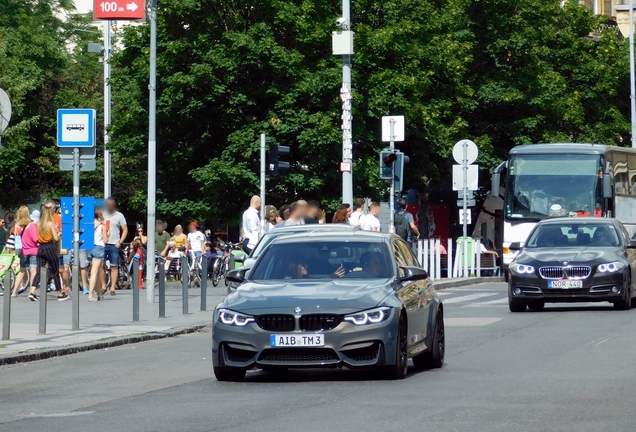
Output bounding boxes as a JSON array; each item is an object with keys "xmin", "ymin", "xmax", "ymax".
[{"xmin": 416, "ymin": 238, "xmax": 499, "ymax": 280}]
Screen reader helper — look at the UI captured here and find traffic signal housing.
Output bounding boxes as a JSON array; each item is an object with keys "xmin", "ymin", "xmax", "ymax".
[
  {"xmin": 268, "ymin": 142, "xmax": 290, "ymax": 177},
  {"xmin": 380, "ymin": 149, "xmax": 397, "ymax": 180},
  {"xmin": 393, "ymin": 151, "xmax": 410, "ymax": 193}
]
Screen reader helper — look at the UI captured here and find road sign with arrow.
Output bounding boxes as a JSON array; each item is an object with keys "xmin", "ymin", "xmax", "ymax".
[{"xmin": 93, "ymin": 0, "xmax": 145, "ymax": 20}]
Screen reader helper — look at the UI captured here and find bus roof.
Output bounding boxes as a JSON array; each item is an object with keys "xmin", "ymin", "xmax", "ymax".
[{"xmin": 509, "ymin": 143, "xmax": 620, "ymax": 155}]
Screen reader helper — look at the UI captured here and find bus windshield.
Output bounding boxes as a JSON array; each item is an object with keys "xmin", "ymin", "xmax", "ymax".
[{"xmin": 505, "ymin": 154, "xmax": 602, "ymax": 221}]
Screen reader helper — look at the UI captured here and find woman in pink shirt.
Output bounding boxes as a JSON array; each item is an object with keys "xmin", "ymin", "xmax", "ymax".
[{"xmin": 12, "ymin": 208, "xmax": 40, "ymax": 300}]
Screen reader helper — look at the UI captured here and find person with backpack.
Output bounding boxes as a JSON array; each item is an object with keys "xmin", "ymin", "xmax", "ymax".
[{"xmin": 394, "ymin": 199, "xmax": 420, "ymax": 246}]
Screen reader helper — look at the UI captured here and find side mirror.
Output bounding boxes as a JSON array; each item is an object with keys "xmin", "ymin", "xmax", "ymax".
[
  {"xmin": 400, "ymin": 266, "xmax": 429, "ymax": 282},
  {"xmin": 232, "ymin": 251, "xmax": 248, "ymax": 264},
  {"xmin": 491, "ymin": 173, "xmax": 500, "ymax": 197},
  {"xmin": 628, "ymin": 240, "xmax": 636, "ymax": 249},
  {"xmin": 226, "ymin": 268, "xmax": 249, "ymax": 284},
  {"xmin": 603, "ymin": 174, "xmax": 612, "ymax": 199},
  {"xmin": 509, "ymin": 242, "xmax": 522, "ymax": 251}
]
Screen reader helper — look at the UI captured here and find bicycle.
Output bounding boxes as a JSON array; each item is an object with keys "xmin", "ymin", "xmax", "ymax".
[
  {"xmin": 211, "ymin": 242, "xmax": 242, "ymax": 287},
  {"xmin": 186, "ymin": 251, "xmax": 203, "ymax": 288}
]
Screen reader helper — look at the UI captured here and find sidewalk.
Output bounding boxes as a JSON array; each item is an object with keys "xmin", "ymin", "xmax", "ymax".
[
  {"xmin": 0, "ymin": 282, "xmax": 228, "ymax": 365},
  {"xmin": 0, "ymin": 276, "xmax": 503, "ymax": 365}
]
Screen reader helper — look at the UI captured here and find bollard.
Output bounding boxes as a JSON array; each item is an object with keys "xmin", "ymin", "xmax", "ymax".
[
  {"xmin": 132, "ymin": 260, "xmax": 139, "ymax": 322},
  {"xmin": 200, "ymin": 255, "xmax": 207, "ymax": 312},
  {"xmin": 2, "ymin": 270, "xmax": 12, "ymax": 340},
  {"xmin": 158, "ymin": 260, "xmax": 165, "ymax": 318},
  {"xmin": 38, "ymin": 267, "xmax": 48, "ymax": 335},
  {"xmin": 181, "ymin": 256, "xmax": 189, "ymax": 314}
]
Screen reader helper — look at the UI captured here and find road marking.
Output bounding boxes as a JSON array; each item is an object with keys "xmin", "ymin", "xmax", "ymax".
[
  {"xmin": 463, "ymin": 298, "xmax": 508, "ymax": 307},
  {"xmin": 445, "ymin": 318, "xmax": 503, "ymax": 327},
  {"xmin": 437, "ymin": 292, "xmax": 452, "ymax": 296},
  {"xmin": 443, "ymin": 293, "xmax": 498, "ymax": 304},
  {"xmin": 18, "ymin": 411, "xmax": 94, "ymax": 418}
]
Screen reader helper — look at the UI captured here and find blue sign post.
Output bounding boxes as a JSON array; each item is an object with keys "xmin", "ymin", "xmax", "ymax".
[{"xmin": 57, "ymin": 109, "xmax": 96, "ymax": 331}]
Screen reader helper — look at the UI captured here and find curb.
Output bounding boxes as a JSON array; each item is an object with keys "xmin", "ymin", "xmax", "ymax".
[
  {"xmin": 0, "ymin": 322, "xmax": 210, "ymax": 367},
  {"xmin": 434, "ymin": 277, "xmax": 504, "ymax": 290}
]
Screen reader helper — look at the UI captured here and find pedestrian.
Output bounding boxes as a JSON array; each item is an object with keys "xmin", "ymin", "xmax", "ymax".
[
  {"xmin": 263, "ymin": 205, "xmax": 278, "ymax": 232},
  {"xmin": 78, "ymin": 249, "xmax": 91, "ymax": 295},
  {"xmin": 349, "ymin": 198, "xmax": 365, "ymax": 226},
  {"xmin": 318, "ymin": 209, "xmax": 327, "ymax": 224},
  {"xmin": 172, "ymin": 224, "xmax": 187, "ymax": 250},
  {"xmin": 165, "ymin": 240, "xmax": 183, "ymax": 275},
  {"xmin": 18, "ymin": 210, "xmax": 40, "ymax": 300},
  {"xmin": 283, "ymin": 203, "xmax": 304, "ymax": 226},
  {"xmin": 332, "ymin": 207, "xmax": 350, "ymax": 224},
  {"xmin": 277, "ymin": 205, "xmax": 290, "ymax": 222},
  {"xmin": 187, "ymin": 222, "xmax": 205, "ymax": 261},
  {"xmin": 10, "ymin": 206, "xmax": 31, "ymax": 297},
  {"xmin": 88, "ymin": 207, "xmax": 109, "ymax": 302},
  {"xmin": 360, "ymin": 202, "xmax": 381, "ymax": 232},
  {"xmin": 395, "ymin": 199, "xmax": 420, "ymax": 246},
  {"xmin": 43, "ymin": 200, "xmax": 70, "ymax": 294},
  {"xmin": 155, "ymin": 220, "xmax": 170, "ymax": 257},
  {"xmin": 31, "ymin": 207, "xmax": 67, "ymax": 301},
  {"xmin": 304, "ymin": 201, "xmax": 321, "ymax": 224},
  {"xmin": 134, "ymin": 225, "xmax": 148, "ymax": 246},
  {"xmin": 241, "ymin": 195, "xmax": 261, "ymax": 254},
  {"xmin": 0, "ymin": 219, "xmax": 8, "ymax": 251},
  {"xmin": 103, "ymin": 197, "xmax": 128, "ymax": 296}
]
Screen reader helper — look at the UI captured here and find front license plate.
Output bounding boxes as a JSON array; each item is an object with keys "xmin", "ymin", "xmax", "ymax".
[
  {"xmin": 548, "ymin": 280, "xmax": 583, "ymax": 289},
  {"xmin": 270, "ymin": 334, "xmax": 325, "ymax": 347}
]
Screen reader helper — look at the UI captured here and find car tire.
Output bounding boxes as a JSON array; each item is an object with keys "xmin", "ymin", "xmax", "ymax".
[
  {"xmin": 614, "ymin": 276, "xmax": 631, "ymax": 310},
  {"xmin": 509, "ymin": 296, "xmax": 526, "ymax": 312},
  {"xmin": 413, "ymin": 310, "xmax": 445, "ymax": 370},
  {"xmin": 213, "ymin": 366, "xmax": 246, "ymax": 382},
  {"xmin": 384, "ymin": 317, "xmax": 408, "ymax": 380},
  {"xmin": 527, "ymin": 301, "xmax": 545, "ymax": 311},
  {"xmin": 504, "ymin": 270, "xmax": 509, "ymax": 283}
]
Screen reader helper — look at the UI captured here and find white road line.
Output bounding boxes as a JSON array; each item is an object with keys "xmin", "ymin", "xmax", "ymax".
[
  {"xmin": 443, "ymin": 293, "xmax": 499, "ymax": 304},
  {"xmin": 437, "ymin": 292, "xmax": 452, "ymax": 296},
  {"xmin": 463, "ymin": 298, "xmax": 508, "ymax": 307},
  {"xmin": 445, "ymin": 318, "xmax": 503, "ymax": 327}
]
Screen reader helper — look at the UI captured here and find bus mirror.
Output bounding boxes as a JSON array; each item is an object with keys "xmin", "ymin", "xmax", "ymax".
[
  {"xmin": 603, "ymin": 175, "xmax": 612, "ymax": 199},
  {"xmin": 492, "ymin": 173, "xmax": 500, "ymax": 197}
]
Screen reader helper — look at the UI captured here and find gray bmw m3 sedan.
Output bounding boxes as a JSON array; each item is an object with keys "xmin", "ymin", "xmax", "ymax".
[{"xmin": 212, "ymin": 231, "xmax": 445, "ymax": 381}]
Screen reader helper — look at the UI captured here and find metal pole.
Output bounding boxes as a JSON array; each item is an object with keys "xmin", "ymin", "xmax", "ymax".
[
  {"xmin": 260, "ymin": 133, "xmax": 266, "ymax": 237},
  {"xmin": 181, "ymin": 256, "xmax": 189, "ymax": 315},
  {"xmin": 200, "ymin": 255, "xmax": 207, "ymax": 311},
  {"xmin": 462, "ymin": 141, "xmax": 469, "ymax": 278},
  {"xmin": 146, "ymin": 0, "xmax": 158, "ymax": 301},
  {"xmin": 133, "ymin": 260, "xmax": 139, "ymax": 321},
  {"xmin": 104, "ymin": 20, "xmax": 112, "ymax": 198},
  {"xmin": 389, "ymin": 119, "xmax": 395, "ymax": 234},
  {"xmin": 2, "ymin": 271, "xmax": 11, "ymax": 340},
  {"xmin": 341, "ymin": 0, "xmax": 353, "ymax": 206},
  {"xmin": 630, "ymin": 0, "xmax": 636, "ymax": 148},
  {"xmin": 72, "ymin": 147, "xmax": 81, "ymax": 330},
  {"xmin": 38, "ymin": 265, "xmax": 47, "ymax": 334},
  {"xmin": 158, "ymin": 259, "xmax": 165, "ymax": 318}
]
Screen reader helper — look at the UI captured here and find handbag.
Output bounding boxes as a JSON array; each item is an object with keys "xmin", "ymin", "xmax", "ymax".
[{"xmin": 7, "ymin": 225, "xmax": 24, "ymax": 255}]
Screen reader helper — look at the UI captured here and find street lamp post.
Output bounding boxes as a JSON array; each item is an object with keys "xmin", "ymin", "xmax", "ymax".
[
  {"xmin": 104, "ymin": 20, "xmax": 112, "ymax": 197},
  {"xmin": 146, "ymin": 0, "xmax": 157, "ymax": 301},
  {"xmin": 616, "ymin": 2, "xmax": 636, "ymax": 148}
]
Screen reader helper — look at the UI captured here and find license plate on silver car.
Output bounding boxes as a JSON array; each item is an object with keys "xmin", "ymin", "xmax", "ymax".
[
  {"xmin": 270, "ymin": 335, "xmax": 324, "ymax": 347},
  {"xmin": 548, "ymin": 280, "xmax": 583, "ymax": 289}
]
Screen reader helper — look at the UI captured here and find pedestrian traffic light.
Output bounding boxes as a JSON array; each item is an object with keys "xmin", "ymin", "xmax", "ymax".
[
  {"xmin": 379, "ymin": 149, "xmax": 397, "ymax": 181},
  {"xmin": 393, "ymin": 151, "xmax": 410, "ymax": 193},
  {"xmin": 268, "ymin": 142, "xmax": 290, "ymax": 177}
]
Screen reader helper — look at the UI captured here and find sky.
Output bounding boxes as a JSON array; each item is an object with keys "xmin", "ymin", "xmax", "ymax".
[{"xmin": 73, "ymin": 0, "xmax": 93, "ymax": 14}]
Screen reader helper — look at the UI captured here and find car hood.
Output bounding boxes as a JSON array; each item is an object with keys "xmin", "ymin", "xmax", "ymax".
[
  {"xmin": 223, "ymin": 279, "xmax": 394, "ymax": 315},
  {"xmin": 517, "ymin": 246, "xmax": 623, "ymax": 265}
]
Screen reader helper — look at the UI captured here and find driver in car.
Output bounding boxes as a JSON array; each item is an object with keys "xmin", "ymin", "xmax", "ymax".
[{"xmin": 592, "ymin": 228, "xmax": 610, "ymax": 245}]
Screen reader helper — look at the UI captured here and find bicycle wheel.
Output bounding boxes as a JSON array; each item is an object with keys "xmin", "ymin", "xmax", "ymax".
[{"xmin": 212, "ymin": 265, "xmax": 220, "ymax": 287}]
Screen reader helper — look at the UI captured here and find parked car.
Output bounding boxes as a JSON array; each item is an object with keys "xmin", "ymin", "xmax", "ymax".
[
  {"xmin": 508, "ymin": 217, "xmax": 636, "ymax": 312},
  {"xmin": 212, "ymin": 231, "xmax": 445, "ymax": 381}
]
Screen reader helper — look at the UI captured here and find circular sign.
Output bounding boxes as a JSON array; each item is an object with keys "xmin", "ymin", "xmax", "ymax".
[
  {"xmin": 4, "ymin": 212, "xmax": 15, "ymax": 225},
  {"xmin": 452, "ymin": 139, "xmax": 478, "ymax": 165}
]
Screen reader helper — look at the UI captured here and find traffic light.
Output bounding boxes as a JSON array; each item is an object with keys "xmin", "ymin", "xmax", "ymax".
[
  {"xmin": 380, "ymin": 149, "xmax": 397, "ymax": 180},
  {"xmin": 268, "ymin": 143, "xmax": 290, "ymax": 177},
  {"xmin": 393, "ymin": 151, "xmax": 410, "ymax": 192}
]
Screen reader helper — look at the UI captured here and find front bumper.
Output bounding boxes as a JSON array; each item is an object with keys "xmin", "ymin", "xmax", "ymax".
[
  {"xmin": 212, "ymin": 309, "xmax": 399, "ymax": 370},
  {"xmin": 509, "ymin": 271, "xmax": 626, "ymax": 303}
]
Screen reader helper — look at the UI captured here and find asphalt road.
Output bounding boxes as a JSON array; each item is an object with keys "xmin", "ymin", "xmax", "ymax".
[{"xmin": 1, "ymin": 282, "xmax": 635, "ymax": 432}]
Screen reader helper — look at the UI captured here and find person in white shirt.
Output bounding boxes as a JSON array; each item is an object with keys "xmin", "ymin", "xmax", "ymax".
[
  {"xmin": 187, "ymin": 222, "xmax": 206, "ymax": 260},
  {"xmin": 349, "ymin": 198, "xmax": 365, "ymax": 226},
  {"xmin": 241, "ymin": 195, "xmax": 261, "ymax": 254},
  {"xmin": 360, "ymin": 202, "xmax": 382, "ymax": 232}
]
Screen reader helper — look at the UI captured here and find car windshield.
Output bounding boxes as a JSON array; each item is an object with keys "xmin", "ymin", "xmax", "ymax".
[
  {"xmin": 250, "ymin": 232, "xmax": 285, "ymax": 258},
  {"xmin": 526, "ymin": 223, "xmax": 620, "ymax": 248},
  {"xmin": 249, "ymin": 241, "xmax": 392, "ymax": 280}
]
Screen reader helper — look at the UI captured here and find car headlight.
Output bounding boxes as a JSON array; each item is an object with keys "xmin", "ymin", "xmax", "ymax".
[
  {"xmin": 217, "ymin": 309, "xmax": 255, "ymax": 327},
  {"xmin": 509, "ymin": 263, "xmax": 535, "ymax": 275},
  {"xmin": 344, "ymin": 307, "xmax": 391, "ymax": 326},
  {"xmin": 597, "ymin": 262, "xmax": 624, "ymax": 273}
]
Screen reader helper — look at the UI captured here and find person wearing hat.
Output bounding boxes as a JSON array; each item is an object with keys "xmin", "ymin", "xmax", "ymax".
[
  {"xmin": 187, "ymin": 222, "xmax": 205, "ymax": 262},
  {"xmin": 155, "ymin": 220, "xmax": 170, "ymax": 257}
]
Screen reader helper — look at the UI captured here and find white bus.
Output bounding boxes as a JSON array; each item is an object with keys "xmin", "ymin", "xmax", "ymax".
[{"xmin": 492, "ymin": 143, "xmax": 636, "ymax": 279}]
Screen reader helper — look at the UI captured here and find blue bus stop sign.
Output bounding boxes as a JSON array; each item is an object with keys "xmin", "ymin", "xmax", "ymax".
[
  {"xmin": 57, "ymin": 109, "xmax": 96, "ymax": 148},
  {"xmin": 61, "ymin": 197, "xmax": 95, "ymax": 250}
]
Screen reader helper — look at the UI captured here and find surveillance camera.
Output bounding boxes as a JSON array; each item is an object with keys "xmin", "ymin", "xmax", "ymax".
[{"xmin": 335, "ymin": 17, "xmax": 347, "ymax": 26}]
